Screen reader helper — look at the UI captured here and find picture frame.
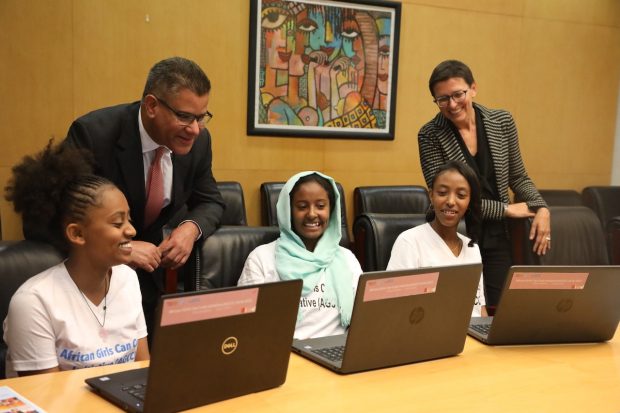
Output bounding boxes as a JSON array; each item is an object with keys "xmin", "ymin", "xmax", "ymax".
[{"xmin": 247, "ymin": 0, "xmax": 401, "ymax": 140}]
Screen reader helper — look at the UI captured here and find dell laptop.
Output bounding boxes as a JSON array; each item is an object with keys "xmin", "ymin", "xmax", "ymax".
[
  {"xmin": 86, "ymin": 279, "xmax": 302, "ymax": 412},
  {"xmin": 468, "ymin": 266, "xmax": 620, "ymax": 345},
  {"xmin": 292, "ymin": 264, "xmax": 482, "ymax": 374}
]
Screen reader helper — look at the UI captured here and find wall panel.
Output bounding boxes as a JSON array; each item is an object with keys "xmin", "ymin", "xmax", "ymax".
[{"xmin": 516, "ymin": 17, "xmax": 620, "ymax": 189}]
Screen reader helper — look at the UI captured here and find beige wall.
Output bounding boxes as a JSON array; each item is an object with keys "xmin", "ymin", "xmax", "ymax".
[{"xmin": 1, "ymin": 0, "xmax": 619, "ymax": 240}]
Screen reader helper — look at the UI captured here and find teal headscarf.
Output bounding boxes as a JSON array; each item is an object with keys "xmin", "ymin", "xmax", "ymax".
[{"xmin": 275, "ymin": 171, "xmax": 354, "ymax": 327}]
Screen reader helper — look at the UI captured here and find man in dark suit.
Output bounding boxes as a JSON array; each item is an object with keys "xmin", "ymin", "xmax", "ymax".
[{"xmin": 63, "ymin": 57, "xmax": 225, "ymax": 336}]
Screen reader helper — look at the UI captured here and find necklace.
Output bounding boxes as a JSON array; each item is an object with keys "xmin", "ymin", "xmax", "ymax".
[
  {"xmin": 73, "ymin": 273, "xmax": 110, "ymax": 339},
  {"xmin": 430, "ymin": 221, "xmax": 463, "ymax": 257},
  {"xmin": 447, "ymin": 238, "xmax": 463, "ymax": 257}
]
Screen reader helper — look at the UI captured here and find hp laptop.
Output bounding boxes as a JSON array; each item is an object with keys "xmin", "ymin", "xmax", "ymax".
[
  {"xmin": 468, "ymin": 266, "xmax": 620, "ymax": 345},
  {"xmin": 86, "ymin": 279, "xmax": 302, "ymax": 413},
  {"xmin": 292, "ymin": 264, "xmax": 482, "ymax": 374}
]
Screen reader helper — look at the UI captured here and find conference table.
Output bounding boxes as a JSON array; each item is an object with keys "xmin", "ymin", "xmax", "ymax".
[{"xmin": 1, "ymin": 332, "xmax": 619, "ymax": 412}]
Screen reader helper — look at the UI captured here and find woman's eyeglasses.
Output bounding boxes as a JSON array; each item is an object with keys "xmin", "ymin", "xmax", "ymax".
[{"xmin": 433, "ymin": 90, "xmax": 469, "ymax": 108}]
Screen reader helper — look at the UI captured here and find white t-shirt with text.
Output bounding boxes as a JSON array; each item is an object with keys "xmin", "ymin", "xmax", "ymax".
[
  {"xmin": 387, "ymin": 223, "xmax": 485, "ymax": 316},
  {"xmin": 3, "ymin": 262, "xmax": 147, "ymax": 377},
  {"xmin": 238, "ymin": 241, "xmax": 362, "ymax": 339}
]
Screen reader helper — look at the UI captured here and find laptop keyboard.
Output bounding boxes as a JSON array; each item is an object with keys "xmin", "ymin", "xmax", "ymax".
[
  {"xmin": 311, "ymin": 346, "xmax": 345, "ymax": 362},
  {"xmin": 470, "ymin": 323, "xmax": 491, "ymax": 335},
  {"xmin": 121, "ymin": 383, "xmax": 147, "ymax": 401}
]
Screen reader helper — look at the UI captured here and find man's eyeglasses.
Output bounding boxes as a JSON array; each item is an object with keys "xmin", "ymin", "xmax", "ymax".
[
  {"xmin": 154, "ymin": 95, "xmax": 213, "ymax": 127},
  {"xmin": 433, "ymin": 90, "xmax": 468, "ymax": 108}
]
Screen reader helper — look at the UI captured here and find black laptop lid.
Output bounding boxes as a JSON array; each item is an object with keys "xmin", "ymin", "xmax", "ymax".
[
  {"xmin": 340, "ymin": 263, "xmax": 482, "ymax": 372},
  {"xmin": 488, "ymin": 266, "xmax": 620, "ymax": 344},
  {"xmin": 142, "ymin": 279, "xmax": 302, "ymax": 412}
]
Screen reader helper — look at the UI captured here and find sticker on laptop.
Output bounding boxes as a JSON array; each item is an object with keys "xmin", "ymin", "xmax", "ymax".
[
  {"xmin": 160, "ymin": 288, "xmax": 259, "ymax": 326},
  {"xmin": 363, "ymin": 272, "xmax": 439, "ymax": 302},
  {"xmin": 509, "ymin": 272, "xmax": 589, "ymax": 290}
]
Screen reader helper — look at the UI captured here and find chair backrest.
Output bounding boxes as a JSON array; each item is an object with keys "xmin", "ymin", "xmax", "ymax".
[
  {"xmin": 538, "ymin": 189, "xmax": 583, "ymax": 207},
  {"xmin": 582, "ymin": 186, "xmax": 620, "ymax": 228},
  {"xmin": 259, "ymin": 181, "xmax": 351, "ymax": 248},
  {"xmin": 510, "ymin": 206, "xmax": 609, "ymax": 266},
  {"xmin": 260, "ymin": 182, "xmax": 285, "ymax": 227},
  {"xmin": 217, "ymin": 181, "xmax": 248, "ymax": 226},
  {"xmin": 194, "ymin": 226, "xmax": 280, "ymax": 290},
  {"xmin": 606, "ymin": 217, "xmax": 620, "ymax": 265},
  {"xmin": 353, "ymin": 213, "xmax": 427, "ymax": 272},
  {"xmin": 353, "ymin": 185, "xmax": 429, "ymax": 218},
  {"xmin": 0, "ymin": 241, "xmax": 64, "ymax": 379}
]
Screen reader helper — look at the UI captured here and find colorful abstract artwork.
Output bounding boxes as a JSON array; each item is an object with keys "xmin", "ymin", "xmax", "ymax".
[{"xmin": 247, "ymin": 0, "xmax": 401, "ymax": 139}]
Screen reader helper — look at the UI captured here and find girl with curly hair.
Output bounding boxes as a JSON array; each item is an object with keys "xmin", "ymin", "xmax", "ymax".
[{"xmin": 3, "ymin": 142, "xmax": 149, "ymax": 377}]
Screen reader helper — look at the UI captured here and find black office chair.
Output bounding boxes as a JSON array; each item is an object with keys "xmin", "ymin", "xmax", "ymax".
[
  {"xmin": 580, "ymin": 186, "xmax": 620, "ymax": 264},
  {"xmin": 0, "ymin": 241, "xmax": 64, "ymax": 379},
  {"xmin": 538, "ymin": 189, "xmax": 583, "ymax": 207},
  {"xmin": 192, "ymin": 226, "xmax": 280, "ymax": 290},
  {"xmin": 510, "ymin": 206, "xmax": 609, "ymax": 266},
  {"xmin": 353, "ymin": 185, "xmax": 430, "ymax": 218},
  {"xmin": 352, "ymin": 213, "xmax": 427, "ymax": 272},
  {"xmin": 260, "ymin": 182, "xmax": 284, "ymax": 227},
  {"xmin": 606, "ymin": 217, "xmax": 620, "ymax": 265},
  {"xmin": 582, "ymin": 186, "xmax": 620, "ymax": 228},
  {"xmin": 260, "ymin": 181, "xmax": 351, "ymax": 248},
  {"xmin": 216, "ymin": 181, "xmax": 248, "ymax": 226}
]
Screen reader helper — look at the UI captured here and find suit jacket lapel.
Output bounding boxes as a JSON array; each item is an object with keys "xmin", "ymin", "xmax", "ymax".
[
  {"xmin": 170, "ymin": 153, "xmax": 189, "ymax": 213},
  {"xmin": 476, "ymin": 103, "xmax": 506, "ymax": 198},
  {"xmin": 115, "ymin": 107, "xmax": 147, "ymax": 231},
  {"xmin": 433, "ymin": 112, "xmax": 468, "ymax": 164}
]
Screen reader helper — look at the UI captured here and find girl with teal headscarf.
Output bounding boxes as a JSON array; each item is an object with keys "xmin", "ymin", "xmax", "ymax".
[{"xmin": 239, "ymin": 171, "xmax": 362, "ymax": 339}]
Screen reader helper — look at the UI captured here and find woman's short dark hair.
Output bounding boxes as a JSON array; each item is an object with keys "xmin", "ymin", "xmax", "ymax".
[
  {"xmin": 5, "ymin": 141, "xmax": 115, "ymax": 255},
  {"xmin": 428, "ymin": 60, "xmax": 475, "ymax": 96},
  {"xmin": 289, "ymin": 173, "xmax": 337, "ymax": 215},
  {"xmin": 142, "ymin": 56, "xmax": 211, "ymax": 99},
  {"xmin": 426, "ymin": 160, "xmax": 482, "ymax": 246}
]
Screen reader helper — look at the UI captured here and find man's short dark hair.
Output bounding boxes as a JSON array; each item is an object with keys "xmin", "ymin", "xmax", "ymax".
[
  {"xmin": 142, "ymin": 57, "xmax": 211, "ymax": 99},
  {"xmin": 428, "ymin": 60, "xmax": 475, "ymax": 96}
]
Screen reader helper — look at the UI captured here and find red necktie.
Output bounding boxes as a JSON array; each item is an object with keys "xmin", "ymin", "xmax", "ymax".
[{"xmin": 144, "ymin": 146, "xmax": 166, "ymax": 228}]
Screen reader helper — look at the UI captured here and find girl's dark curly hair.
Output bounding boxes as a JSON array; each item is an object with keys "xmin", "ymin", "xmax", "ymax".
[
  {"xmin": 425, "ymin": 160, "xmax": 482, "ymax": 247},
  {"xmin": 5, "ymin": 141, "xmax": 115, "ymax": 255}
]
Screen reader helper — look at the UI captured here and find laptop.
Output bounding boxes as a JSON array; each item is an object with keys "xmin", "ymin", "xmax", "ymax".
[
  {"xmin": 86, "ymin": 279, "xmax": 302, "ymax": 413},
  {"xmin": 468, "ymin": 266, "xmax": 620, "ymax": 345},
  {"xmin": 292, "ymin": 264, "xmax": 482, "ymax": 374}
]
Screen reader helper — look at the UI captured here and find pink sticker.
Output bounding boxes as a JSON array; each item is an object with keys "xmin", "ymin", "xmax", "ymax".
[
  {"xmin": 509, "ymin": 272, "xmax": 589, "ymax": 290},
  {"xmin": 160, "ymin": 288, "xmax": 259, "ymax": 326},
  {"xmin": 363, "ymin": 272, "xmax": 439, "ymax": 302}
]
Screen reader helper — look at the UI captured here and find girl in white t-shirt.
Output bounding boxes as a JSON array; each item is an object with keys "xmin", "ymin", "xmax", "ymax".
[
  {"xmin": 387, "ymin": 160, "xmax": 486, "ymax": 316},
  {"xmin": 238, "ymin": 171, "xmax": 362, "ymax": 339},
  {"xmin": 3, "ymin": 142, "xmax": 149, "ymax": 377}
]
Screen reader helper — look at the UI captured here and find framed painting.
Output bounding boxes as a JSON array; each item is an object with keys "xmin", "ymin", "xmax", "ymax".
[{"xmin": 247, "ymin": 0, "xmax": 401, "ymax": 140}]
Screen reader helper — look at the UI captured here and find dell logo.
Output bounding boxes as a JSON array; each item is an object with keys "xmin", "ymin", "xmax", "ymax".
[
  {"xmin": 556, "ymin": 299, "xmax": 573, "ymax": 313},
  {"xmin": 409, "ymin": 307, "xmax": 425, "ymax": 324},
  {"xmin": 221, "ymin": 337, "xmax": 238, "ymax": 355}
]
